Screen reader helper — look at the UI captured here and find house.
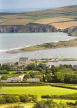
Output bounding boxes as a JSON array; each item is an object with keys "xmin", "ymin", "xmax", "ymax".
[
  {"xmin": 18, "ymin": 57, "xmax": 29, "ymax": 66},
  {"xmin": 1, "ymin": 74, "xmax": 24, "ymax": 82},
  {"xmin": 26, "ymin": 78, "xmax": 40, "ymax": 82},
  {"xmin": 73, "ymin": 65, "xmax": 77, "ymax": 69}
]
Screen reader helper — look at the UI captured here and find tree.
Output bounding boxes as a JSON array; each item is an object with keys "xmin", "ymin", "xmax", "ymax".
[
  {"xmin": 46, "ymin": 74, "xmax": 52, "ymax": 82},
  {"xmin": 0, "ymin": 82, "xmax": 3, "ymax": 92},
  {"xmin": 54, "ymin": 72, "xmax": 65, "ymax": 83},
  {"xmin": 1, "ymin": 75, "xmax": 8, "ymax": 80},
  {"xmin": 51, "ymin": 65, "xmax": 57, "ymax": 74},
  {"xmin": 26, "ymin": 64, "xmax": 36, "ymax": 70}
]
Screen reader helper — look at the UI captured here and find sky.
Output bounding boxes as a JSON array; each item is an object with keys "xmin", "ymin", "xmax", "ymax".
[{"xmin": 0, "ymin": 0, "xmax": 77, "ymax": 12}]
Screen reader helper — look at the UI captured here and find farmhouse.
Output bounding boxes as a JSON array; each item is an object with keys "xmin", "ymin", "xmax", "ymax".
[
  {"xmin": 27, "ymin": 78, "xmax": 40, "ymax": 82},
  {"xmin": 1, "ymin": 74, "xmax": 24, "ymax": 82}
]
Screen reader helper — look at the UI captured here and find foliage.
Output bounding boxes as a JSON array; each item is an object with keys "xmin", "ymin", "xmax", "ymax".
[
  {"xmin": 4, "ymin": 95, "xmax": 20, "ymax": 103},
  {"xmin": 6, "ymin": 105, "xmax": 24, "ymax": 108},
  {"xmin": 1, "ymin": 75, "xmax": 8, "ymax": 80},
  {"xmin": 33, "ymin": 100, "xmax": 67, "ymax": 108},
  {"xmin": 0, "ymin": 96, "xmax": 6, "ymax": 104},
  {"xmin": 19, "ymin": 95, "xmax": 30, "ymax": 102}
]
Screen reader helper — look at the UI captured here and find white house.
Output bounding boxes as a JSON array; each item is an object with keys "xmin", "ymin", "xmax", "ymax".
[{"xmin": 27, "ymin": 78, "xmax": 40, "ymax": 82}]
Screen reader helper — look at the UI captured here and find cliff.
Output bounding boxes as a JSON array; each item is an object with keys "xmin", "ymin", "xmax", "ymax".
[
  {"xmin": 0, "ymin": 23, "xmax": 77, "ymax": 36},
  {"xmin": 63, "ymin": 26, "xmax": 77, "ymax": 36},
  {"xmin": 0, "ymin": 23, "xmax": 57, "ymax": 33}
]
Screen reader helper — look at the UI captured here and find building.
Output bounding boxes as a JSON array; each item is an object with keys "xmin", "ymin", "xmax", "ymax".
[
  {"xmin": 1, "ymin": 74, "xmax": 24, "ymax": 82},
  {"xmin": 27, "ymin": 78, "xmax": 40, "ymax": 82},
  {"xmin": 18, "ymin": 57, "xmax": 29, "ymax": 66},
  {"xmin": 18, "ymin": 57, "xmax": 36, "ymax": 67},
  {"xmin": 73, "ymin": 65, "xmax": 77, "ymax": 69}
]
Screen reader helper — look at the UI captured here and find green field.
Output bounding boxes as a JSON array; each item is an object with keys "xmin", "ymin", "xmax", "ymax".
[
  {"xmin": 0, "ymin": 86, "xmax": 77, "ymax": 107},
  {"xmin": 1, "ymin": 86, "xmax": 77, "ymax": 98}
]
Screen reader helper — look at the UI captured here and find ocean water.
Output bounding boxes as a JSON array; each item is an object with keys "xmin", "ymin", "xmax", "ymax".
[{"xmin": 0, "ymin": 32, "xmax": 77, "ymax": 64}]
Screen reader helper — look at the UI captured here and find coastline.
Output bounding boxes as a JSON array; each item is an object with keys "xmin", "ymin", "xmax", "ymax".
[{"xmin": 7, "ymin": 38, "xmax": 77, "ymax": 54}]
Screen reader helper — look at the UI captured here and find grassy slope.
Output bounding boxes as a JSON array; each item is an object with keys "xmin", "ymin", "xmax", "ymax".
[{"xmin": 0, "ymin": 5, "xmax": 77, "ymax": 29}]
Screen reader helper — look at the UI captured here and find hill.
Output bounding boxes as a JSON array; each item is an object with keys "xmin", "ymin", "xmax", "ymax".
[{"xmin": 0, "ymin": 5, "xmax": 77, "ymax": 35}]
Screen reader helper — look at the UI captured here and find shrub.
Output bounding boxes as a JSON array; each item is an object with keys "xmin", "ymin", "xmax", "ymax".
[
  {"xmin": 6, "ymin": 105, "xmax": 24, "ymax": 108},
  {"xmin": 4, "ymin": 95, "xmax": 20, "ymax": 103},
  {"xmin": 19, "ymin": 95, "xmax": 30, "ymax": 102},
  {"xmin": 41, "ymin": 94, "xmax": 77, "ymax": 100},
  {"xmin": 0, "ymin": 96, "xmax": 6, "ymax": 104},
  {"xmin": 33, "ymin": 100, "xmax": 67, "ymax": 108},
  {"xmin": 30, "ymin": 95, "xmax": 38, "ymax": 102},
  {"xmin": 1, "ymin": 75, "xmax": 8, "ymax": 80},
  {"xmin": 75, "ymin": 100, "xmax": 77, "ymax": 105}
]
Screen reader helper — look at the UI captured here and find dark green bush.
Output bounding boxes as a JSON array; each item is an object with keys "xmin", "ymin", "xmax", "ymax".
[
  {"xmin": 33, "ymin": 100, "xmax": 67, "ymax": 108},
  {"xmin": 0, "ymin": 96, "xmax": 6, "ymax": 104},
  {"xmin": 41, "ymin": 93, "xmax": 77, "ymax": 100},
  {"xmin": 4, "ymin": 95, "xmax": 20, "ymax": 103},
  {"xmin": 19, "ymin": 95, "xmax": 30, "ymax": 102},
  {"xmin": 75, "ymin": 100, "xmax": 77, "ymax": 105}
]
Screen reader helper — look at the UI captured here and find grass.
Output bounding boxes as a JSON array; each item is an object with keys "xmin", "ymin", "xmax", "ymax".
[
  {"xmin": 0, "ymin": 103, "xmax": 34, "ymax": 108},
  {"xmin": 59, "ymin": 58, "xmax": 77, "ymax": 61},
  {"xmin": 34, "ymin": 17, "xmax": 72, "ymax": 25},
  {"xmin": 0, "ymin": 70, "xmax": 39, "ymax": 78},
  {"xmin": 71, "ymin": 30, "xmax": 77, "ymax": 36},
  {"xmin": 0, "ymin": 19, "xmax": 33, "ymax": 25},
  {"xmin": 0, "ymin": 99, "xmax": 76, "ymax": 108},
  {"xmin": 0, "ymin": 84, "xmax": 77, "ymax": 107},
  {"xmin": 53, "ymin": 99, "xmax": 76, "ymax": 104},
  {"xmin": 51, "ymin": 21, "xmax": 77, "ymax": 29},
  {"xmin": 0, "ymin": 86, "xmax": 77, "ymax": 99}
]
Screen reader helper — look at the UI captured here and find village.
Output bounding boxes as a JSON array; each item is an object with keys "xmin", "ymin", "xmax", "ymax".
[
  {"xmin": 0, "ymin": 57, "xmax": 64, "ymax": 83},
  {"xmin": 0, "ymin": 57, "xmax": 42, "ymax": 83},
  {"xmin": 0, "ymin": 57, "xmax": 77, "ymax": 83}
]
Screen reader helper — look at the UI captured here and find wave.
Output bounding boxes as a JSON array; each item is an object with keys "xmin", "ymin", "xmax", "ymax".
[{"xmin": 0, "ymin": 45, "xmax": 32, "ymax": 53}]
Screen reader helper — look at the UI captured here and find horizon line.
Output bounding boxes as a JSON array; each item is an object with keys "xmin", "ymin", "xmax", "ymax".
[{"xmin": 0, "ymin": 4, "xmax": 77, "ymax": 14}]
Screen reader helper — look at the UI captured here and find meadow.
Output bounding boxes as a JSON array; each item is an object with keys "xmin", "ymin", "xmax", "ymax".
[
  {"xmin": 1, "ymin": 86, "xmax": 77, "ymax": 98},
  {"xmin": 51, "ymin": 21, "xmax": 77, "ymax": 29},
  {"xmin": 0, "ymin": 83, "xmax": 77, "ymax": 108},
  {"xmin": 33, "ymin": 17, "xmax": 72, "ymax": 25}
]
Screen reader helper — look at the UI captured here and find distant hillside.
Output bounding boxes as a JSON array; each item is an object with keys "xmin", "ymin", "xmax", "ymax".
[{"xmin": 0, "ymin": 5, "xmax": 77, "ymax": 35}]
